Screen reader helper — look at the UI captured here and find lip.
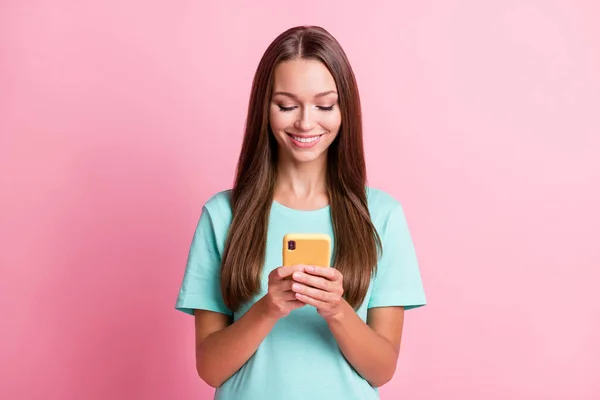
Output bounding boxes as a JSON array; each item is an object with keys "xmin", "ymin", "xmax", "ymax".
[{"xmin": 286, "ymin": 132, "xmax": 325, "ymax": 149}]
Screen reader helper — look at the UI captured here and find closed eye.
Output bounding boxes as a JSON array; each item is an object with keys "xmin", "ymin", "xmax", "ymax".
[
  {"xmin": 277, "ymin": 105, "xmax": 335, "ymax": 112},
  {"xmin": 278, "ymin": 105, "xmax": 297, "ymax": 112},
  {"xmin": 317, "ymin": 105, "xmax": 335, "ymax": 111}
]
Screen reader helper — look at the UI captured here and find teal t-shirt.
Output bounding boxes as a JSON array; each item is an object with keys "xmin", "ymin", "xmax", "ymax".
[{"xmin": 175, "ymin": 187, "xmax": 426, "ymax": 400}]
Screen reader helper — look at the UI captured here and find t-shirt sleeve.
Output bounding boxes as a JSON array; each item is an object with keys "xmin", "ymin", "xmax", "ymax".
[
  {"xmin": 175, "ymin": 206, "xmax": 233, "ymax": 316},
  {"xmin": 368, "ymin": 203, "xmax": 426, "ymax": 310}
]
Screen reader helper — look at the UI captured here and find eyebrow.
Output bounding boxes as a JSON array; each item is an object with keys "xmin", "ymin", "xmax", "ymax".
[{"xmin": 272, "ymin": 90, "xmax": 337, "ymax": 99}]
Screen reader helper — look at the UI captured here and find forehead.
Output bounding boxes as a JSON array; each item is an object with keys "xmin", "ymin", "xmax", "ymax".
[{"xmin": 272, "ymin": 59, "xmax": 337, "ymax": 95}]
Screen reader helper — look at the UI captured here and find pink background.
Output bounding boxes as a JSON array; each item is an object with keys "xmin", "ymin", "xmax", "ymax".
[{"xmin": 1, "ymin": 1, "xmax": 599, "ymax": 399}]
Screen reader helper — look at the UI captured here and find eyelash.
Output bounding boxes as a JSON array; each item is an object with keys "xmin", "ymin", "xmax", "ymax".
[{"xmin": 278, "ymin": 105, "xmax": 335, "ymax": 112}]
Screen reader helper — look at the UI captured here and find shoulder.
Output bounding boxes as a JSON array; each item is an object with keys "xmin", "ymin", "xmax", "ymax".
[
  {"xmin": 202, "ymin": 189, "xmax": 233, "ymax": 226},
  {"xmin": 366, "ymin": 186, "xmax": 403, "ymax": 215},
  {"xmin": 193, "ymin": 189, "xmax": 233, "ymax": 251},
  {"xmin": 366, "ymin": 186, "xmax": 410, "ymax": 233},
  {"xmin": 366, "ymin": 186, "xmax": 400, "ymax": 207},
  {"xmin": 204, "ymin": 189, "xmax": 232, "ymax": 210}
]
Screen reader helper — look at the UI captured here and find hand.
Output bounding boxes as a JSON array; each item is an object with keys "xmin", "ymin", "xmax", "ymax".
[
  {"xmin": 260, "ymin": 265, "xmax": 307, "ymax": 320},
  {"xmin": 291, "ymin": 265, "xmax": 346, "ymax": 321}
]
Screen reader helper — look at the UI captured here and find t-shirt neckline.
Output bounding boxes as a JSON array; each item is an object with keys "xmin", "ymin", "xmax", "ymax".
[{"xmin": 271, "ymin": 200, "xmax": 331, "ymax": 219}]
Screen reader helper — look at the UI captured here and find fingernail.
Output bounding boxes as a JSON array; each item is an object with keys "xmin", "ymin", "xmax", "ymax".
[
  {"xmin": 306, "ymin": 266, "xmax": 315, "ymax": 273},
  {"xmin": 293, "ymin": 272, "xmax": 302, "ymax": 280},
  {"xmin": 292, "ymin": 283, "xmax": 301, "ymax": 291}
]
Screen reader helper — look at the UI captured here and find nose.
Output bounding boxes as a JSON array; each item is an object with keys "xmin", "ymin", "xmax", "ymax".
[{"xmin": 294, "ymin": 107, "xmax": 316, "ymax": 132}]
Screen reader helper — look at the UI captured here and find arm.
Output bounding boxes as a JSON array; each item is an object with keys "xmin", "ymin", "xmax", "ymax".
[
  {"xmin": 194, "ymin": 265, "xmax": 306, "ymax": 387},
  {"xmin": 194, "ymin": 297, "xmax": 276, "ymax": 388},
  {"xmin": 291, "ymin": 266, "xmax": 404, "ymax": 387},
  {"xmin": 291, "ymin": 203, "xmax": 426, "ymax": 386},
  {"xmin": 326, "ymin": 304, "xmax": 404, "ymax": 387},
  {"xmin": 177, "ymin": 207, "xmax": 307, "ymax": 387}
]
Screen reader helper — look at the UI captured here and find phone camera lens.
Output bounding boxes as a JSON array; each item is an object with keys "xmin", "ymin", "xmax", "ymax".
[{"xmin": 288, "ymin": 240, "xmax": 296, "ymax": 250}]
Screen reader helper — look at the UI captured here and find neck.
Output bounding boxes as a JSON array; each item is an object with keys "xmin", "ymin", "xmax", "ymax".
[{"xmin": 274, "ymin": 154, "xmax": 329, "ymax": 209}]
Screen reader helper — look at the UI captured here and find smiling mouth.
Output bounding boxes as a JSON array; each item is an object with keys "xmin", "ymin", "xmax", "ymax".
[{"xmin": 286, "ymin": 133, "xmax": 324, "ymax": 143}]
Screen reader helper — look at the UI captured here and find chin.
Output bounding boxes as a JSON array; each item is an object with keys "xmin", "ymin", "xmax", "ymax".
[
  {"xmin": 277, "ymin": 144, "xmax": 326, "ymax": 164},
  {"xmin": 291, "ymin": 152, "xmax": 324, "ymax": 163}
]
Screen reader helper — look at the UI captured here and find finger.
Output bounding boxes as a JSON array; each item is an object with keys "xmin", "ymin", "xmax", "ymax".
[
  {"xmin": 295, "ymin": 293, "xmax": 327, "ymax": 308},
  {"xmin": 304, "ymin": 265, "xmax": 340, "ymax": 281},
  {"xmin": 291, "ymin": 283, "xmax": 334, "ymax": 303},
  {"xmin": 271, "ymin": 265, "xmax": 306, "ymax": 280},
  {"xmin": 292, "ymin": 271, "xmax": 331, "ymax": 291}
]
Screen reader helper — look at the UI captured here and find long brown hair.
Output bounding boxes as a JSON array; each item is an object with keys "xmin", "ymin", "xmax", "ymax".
[{"xmin": 220, "ymin": 25, "xmax": 381, "ymax": 311}]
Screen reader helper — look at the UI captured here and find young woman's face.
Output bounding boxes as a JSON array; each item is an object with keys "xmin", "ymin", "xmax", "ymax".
[{"xmin": 269, "ymin": 59, "xmax": 341, "ymax": 164}]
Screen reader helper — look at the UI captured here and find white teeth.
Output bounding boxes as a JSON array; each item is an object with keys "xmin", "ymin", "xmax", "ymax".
[{"xmin": 292, "ymin": 135, "xmax": 321, "ymax": 143}]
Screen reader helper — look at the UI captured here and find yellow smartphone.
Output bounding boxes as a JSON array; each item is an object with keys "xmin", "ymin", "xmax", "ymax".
[{"xmin": 282, "ymin": 233, "xmax": 332, "ymax": 268}]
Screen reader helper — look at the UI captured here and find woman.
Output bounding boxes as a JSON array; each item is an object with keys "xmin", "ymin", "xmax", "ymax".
[{"xmin": 176, "ymin": 25, "xmax": 426, "ymax": 400}]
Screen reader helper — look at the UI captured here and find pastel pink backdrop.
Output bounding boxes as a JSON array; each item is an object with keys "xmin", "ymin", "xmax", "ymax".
[{"xmin": 1, "ymin": 1, "xmax": 599, "ymax": 399}]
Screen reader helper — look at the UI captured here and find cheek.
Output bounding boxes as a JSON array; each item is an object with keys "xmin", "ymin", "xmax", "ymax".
[
  {"xmin": 269, "ymin": 108, "xmax": 292, "ymax": 131},
  {"xmin": 322, "ymin": 111, "xmax": 342, "ymax": 133}
]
